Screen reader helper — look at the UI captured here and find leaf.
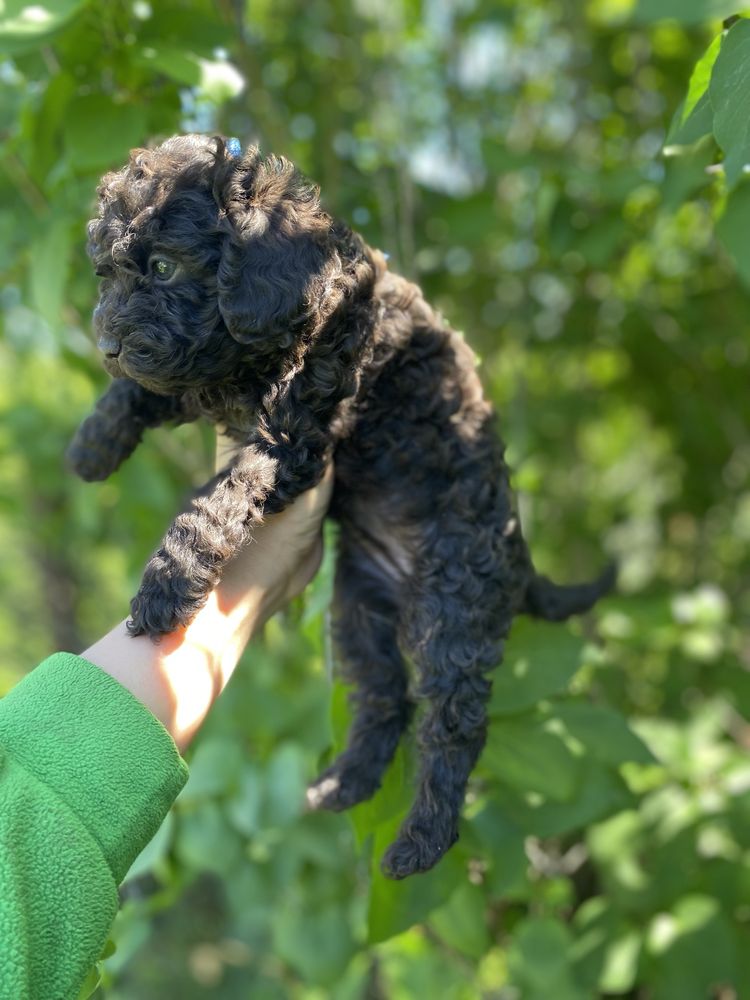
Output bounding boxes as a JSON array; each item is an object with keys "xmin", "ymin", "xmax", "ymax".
[
  {"xmin": 134, "ymin": 46, "xmax": 202, "ymax": 87},
  {"xmin": 667, "ymin": 90, "xmax": 715, "ymax": 148},
  {"xmin": 283, "ymin": 813, "xmax": 353, "ymax": 871},
  {"xmin": 492, "ymin": 758, "xmax": 632, "ymax": 837},
  {"xmin": 428, "ymin": 882, "xmax": 492, "ymax": 959},
  {"xmin": 263, "ymin": 742, "xmax": 308, "ymax": 827},
  {"xmin": 710, "ymin": 18, "xmax": 750, "ymax": 188},
  {"xmin": 348, "ymin": 743, "xmax": 414, "ymax": 847},
  {"xmin": 665, "ymin": 34, "xmax": 722, "ymax": 145},
  {"xmin": 550, "ymin": 702, "xmax": 656, "ymax": 766},
  {"xmin": 633, "ymin": 1, "xmax": 750, "ymax": 24},
  {"xmin": 507, "ymin": 917, "xmax": 584, "ymax": 999},
  {"xmin": 64, "ymin": 95, "xmax": 147, "ymax": 172},
  {"xmin": 717, "ymin": 181, "xmax": 750, "ymax": 285},
  {"xmin": 661, "ymin": 138, "xmax": 715, "ymax": 208},
  {"xmin": 75, "ymin": 964, "xmax": 101, "ymax": 1000},
  {"xmin": 573, "ymin": 897, "xmax": 642, "ymax": 994},
  {"xmin": 482, "ymin": 717, "xmax": 582, "ymax": 801},
  {"xmin": 124, "ymin": 811, "xmax": 175, "ymax": 883},
  {"xmin": 198, "ymin": 58, "xmax": 245, "ymax": 103},
  {"xmin": 574, "ymin": 216, "xmax": 628, "ymax": 266},
  {"xmin": 135, "ymin": 43, "xmax": 245, "ymax": 104},
  {"xmin": 29, "ymin": 215, "xmax": 72, "ymax": 328},
  {"xmin": 366, "ymin": 814, "xmax": 465, "ymax": 943},
  {"xmin": 645, "ymin": 895, "xmax": 739, "ymax": 998},
  {"xmin": 175, "ymin": 802, "xmax": 244, "ymax": 875},
  {"xmin": 272, "ymin": 897, "xmax": 356, "ymax": 985},
  {"xmin": 28, "ymin": 71, "xmax": 77, "ymax": 186},
  {"xmin": 683, "ymin": 33, "xmax": 723, "ymax": 123},
  {"xmin": 0, "ymin": 0, "xmax": 89, "ymax": 53},
  {"xmin": 100, "ymin": 903, "xmax": 150, "ymax": 976},
  {"xmin": 600, "ymin": 929, "xmax": 642, "ymax": 993},
  {"xmin": 179, "ymin": 737, "xmax": 244, "ymax": 803},
  {"xmin": 464, "ymin": 800, "xmax": 528, "ymax": 896},
  {"xmin": 100, "ymin": 938, "xmax": 116, "ymax": 960},
  {"xmin": 225, "ymin": 763, "xmax": 264, "ymax": 836},
  {"xmin": 489, "ymin": 618, "xmax": 584, "ymax": 716}
]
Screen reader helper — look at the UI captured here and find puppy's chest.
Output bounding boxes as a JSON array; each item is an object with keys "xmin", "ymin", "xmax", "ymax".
[{"xmin": 184, "ymin": 391, "xmax": 258, "ymax": 442}]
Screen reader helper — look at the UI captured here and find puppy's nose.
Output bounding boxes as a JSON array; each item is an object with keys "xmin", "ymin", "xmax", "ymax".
[{"xmin": 97, "ymin": 334, "xmax": 121, "ymax": 358}]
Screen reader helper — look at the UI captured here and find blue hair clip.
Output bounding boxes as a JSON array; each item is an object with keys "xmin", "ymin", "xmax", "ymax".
[{"xmin": 226, "ymin": 137, "xmax": 242, "ymax": 159}]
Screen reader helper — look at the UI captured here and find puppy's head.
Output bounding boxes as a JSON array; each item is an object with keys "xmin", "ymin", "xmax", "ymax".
[{"xmin": 87, "ymin": 133, "xmax": 367, "ymax": 394}]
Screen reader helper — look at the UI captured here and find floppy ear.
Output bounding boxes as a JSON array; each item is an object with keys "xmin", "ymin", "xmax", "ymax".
[{"xmin": 216, "ymin": 152, "xmax": 329, "ymax": 344}]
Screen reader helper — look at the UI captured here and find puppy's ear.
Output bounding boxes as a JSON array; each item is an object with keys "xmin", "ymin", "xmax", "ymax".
[{"xmin": 217, "ymin": 151, "xmax": 329, "ymax": 344}]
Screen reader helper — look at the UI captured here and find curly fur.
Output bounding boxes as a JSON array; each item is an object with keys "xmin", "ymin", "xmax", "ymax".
[{"xmin": 69, "ymin": 134, "xmax": 614, "ymax": 878}]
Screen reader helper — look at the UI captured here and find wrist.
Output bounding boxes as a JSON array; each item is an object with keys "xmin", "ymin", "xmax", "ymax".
[{"xmin": 83, "ymin": 582, "xmax": 266, "ymax": 752}]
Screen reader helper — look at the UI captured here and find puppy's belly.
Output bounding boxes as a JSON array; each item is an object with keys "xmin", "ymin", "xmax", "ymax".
[{"xmin": 341, "ymin": 499, "xmax": 417, "ymax": 586}]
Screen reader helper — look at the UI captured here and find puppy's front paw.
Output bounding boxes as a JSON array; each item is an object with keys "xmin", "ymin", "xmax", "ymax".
[
  {"xmin": 67, "ymin": 435, "xmax": 121, "ymax": 482},
  {"xmin": 127, "ymin": 559, "xmax": 206, "ymax": 638}
]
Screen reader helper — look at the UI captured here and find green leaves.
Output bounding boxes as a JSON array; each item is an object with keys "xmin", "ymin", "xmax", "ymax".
[
  {"xmin": 645, "ymin": 895, "xmax": 739, "ymax": 998},
  {"xmin": 507, "ymin": 918, "xmax": 583, "ymax": 1000},
  {"xmin": 429, "ymin": 883, "xmax": 492, "ymax": 959},
  {"xmin": 663, "ymin": 17, "xmax": 750, "ymax": 287},
  {"xmin": 483, "ymin": 717, "xmax": 582, "ymax": 801},
  {"xmin": 667, "ymin": 19, "xmax": 750, "ymax": 188},
  {"xmin": 633, "ymin": 0, "xmax": 750, "ymax": 24},
  {"xmin": 135, "ymin": 48, "xmax": 245, "ymax": 101},
  {"xmin": 28, "ymin": 214, "xmax": 73, "ymax": 327},
  {"xmin": 666, "ymin": 34, "xmax": 722, "ymax": 146},
  {"xmin": 489, "ymin": 618, "xmax": 584, "ymax": 715},
  {"xmin": 551, "ymin": 702, "xmax": 655, "ymax": 767},
  {"xmin": 64, "ymin": 95, "xmax": 148, "ymax": 172},
  {"xmin": 0, "ymin": 0, "xmax": 89, "ymax": 53},
  {"xmin": 272, "ymin": 897, "xmax": 356, "ymax": 985},
  {"xmin": 3, "ymin": 1, "xmax": 750, "ymax": 997},
  {"xmin": 709, "ymin": 18, "xmax": 750, "ymax": 187},
  {"xmin": 573, "ymin": 898, "xmax": 642, "ymax": 994}
]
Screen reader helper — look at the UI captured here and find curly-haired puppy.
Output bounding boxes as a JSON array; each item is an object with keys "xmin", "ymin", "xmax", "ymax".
[{"xmin": 69, "ymin": 134, "xmax": 614, "ymax": 879}]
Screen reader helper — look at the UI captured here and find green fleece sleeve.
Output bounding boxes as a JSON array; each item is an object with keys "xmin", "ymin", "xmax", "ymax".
[{"xmin": 0, "ymin": 652, "xmax": 189, "ymax": 1000}]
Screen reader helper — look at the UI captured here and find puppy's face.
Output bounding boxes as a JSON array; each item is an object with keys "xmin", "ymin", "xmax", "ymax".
[{"xmin": 87, "ymin": 134, "xmax": 348, "ymax": 396}]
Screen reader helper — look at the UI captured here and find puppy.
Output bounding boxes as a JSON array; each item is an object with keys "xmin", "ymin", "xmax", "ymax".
[{"xmin": 69, "ymin": 134, "xmax": 614, "ymax": 878}]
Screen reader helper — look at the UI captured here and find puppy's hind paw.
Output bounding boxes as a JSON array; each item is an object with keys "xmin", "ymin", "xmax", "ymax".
[
  {"xmin": 306, "ymin": 756, "xmax": 383, "ymax": 812},
  {"xmin": 380, "ymin": 823, "xmax": 458, "ymax": 880}
]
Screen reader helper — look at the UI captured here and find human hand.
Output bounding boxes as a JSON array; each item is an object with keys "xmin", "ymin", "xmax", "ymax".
[
  {"xmin": 84, "ymin": 432, "xmax": 333, "ymax": 750},
  {"xmin": 214, "ymin": 430, "xmax": 333, "ymax": 630}
]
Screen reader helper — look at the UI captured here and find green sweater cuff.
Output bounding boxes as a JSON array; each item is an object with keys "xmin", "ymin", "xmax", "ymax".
[{"xmin": 0, "ymin": 652, "xmax": 188, "ymax": 884}]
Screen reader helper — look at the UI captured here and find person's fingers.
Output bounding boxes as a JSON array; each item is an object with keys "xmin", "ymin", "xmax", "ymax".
[{"xmin": 214, "ymin": 432, "xmax": 334, "ymax": 523}]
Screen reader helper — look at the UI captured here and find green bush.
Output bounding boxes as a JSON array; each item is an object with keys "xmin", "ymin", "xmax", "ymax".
[{"xmin": 2, "ymin": 1, "xmax": 750, "ymax": 996}]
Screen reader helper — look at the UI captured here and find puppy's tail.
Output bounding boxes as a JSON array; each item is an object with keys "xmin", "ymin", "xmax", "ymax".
[{"xmin": 521, "ymin": 563, "xmax": 616, "ymax": 622}]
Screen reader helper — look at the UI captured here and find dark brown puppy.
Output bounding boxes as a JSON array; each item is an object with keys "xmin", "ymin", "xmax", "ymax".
[{"xmin": 69, "ymin": 134, "xmax": 614, "ymax": 879}]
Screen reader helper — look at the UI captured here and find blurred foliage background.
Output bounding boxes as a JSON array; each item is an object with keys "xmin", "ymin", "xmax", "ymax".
[{"xmin": 2, "ymin": 0, "xmax": 750, "ymax": 996}]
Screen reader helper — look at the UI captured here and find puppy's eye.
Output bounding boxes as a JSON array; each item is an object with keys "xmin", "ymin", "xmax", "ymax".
[{"xmin": 151, "ymin": 258, "xmax": 177, "ymax": 280}]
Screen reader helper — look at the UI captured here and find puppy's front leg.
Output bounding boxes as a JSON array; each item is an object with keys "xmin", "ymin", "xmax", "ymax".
[
  {"xmin": 68, "ymin": 378, "xmax": 188, "ymax": 482},
  {"xmin": 127, "ymin": 444, "xmax": 284, "ymax": 637},
  {"xmin": 129, "ymin": 368, "xmax": 341, "ymax": 637}
]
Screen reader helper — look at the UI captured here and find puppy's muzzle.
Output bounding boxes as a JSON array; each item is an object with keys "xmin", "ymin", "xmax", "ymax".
[{"xmin": 97, "ymin": 333, "xmax": 121, "ymax": 358}]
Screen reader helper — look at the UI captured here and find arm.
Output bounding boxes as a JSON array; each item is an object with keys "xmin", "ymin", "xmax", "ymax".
[
  {"xmin": 67, "ymin": 377, "xmax": 191, "ymax": 482},
  {"xmin": 0, "ymin": 458, "xmax": 332, "ymax": 999},
  {"xmin": 129, "ymin": 377, "xmax": 341, "ymax": 637},
  {"xmin": 89, "ymin": 459, "xmax": 333, "ymax": 750}
]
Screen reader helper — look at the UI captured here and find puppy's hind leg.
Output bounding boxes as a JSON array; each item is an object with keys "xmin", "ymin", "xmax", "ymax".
[
  {"xmin": 307, "ymin": 535, "xmax": 413, "ymax": 813},
  {"xmin": 381, "ymin": 530, "xmax": 512, "ymax": 879}
]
